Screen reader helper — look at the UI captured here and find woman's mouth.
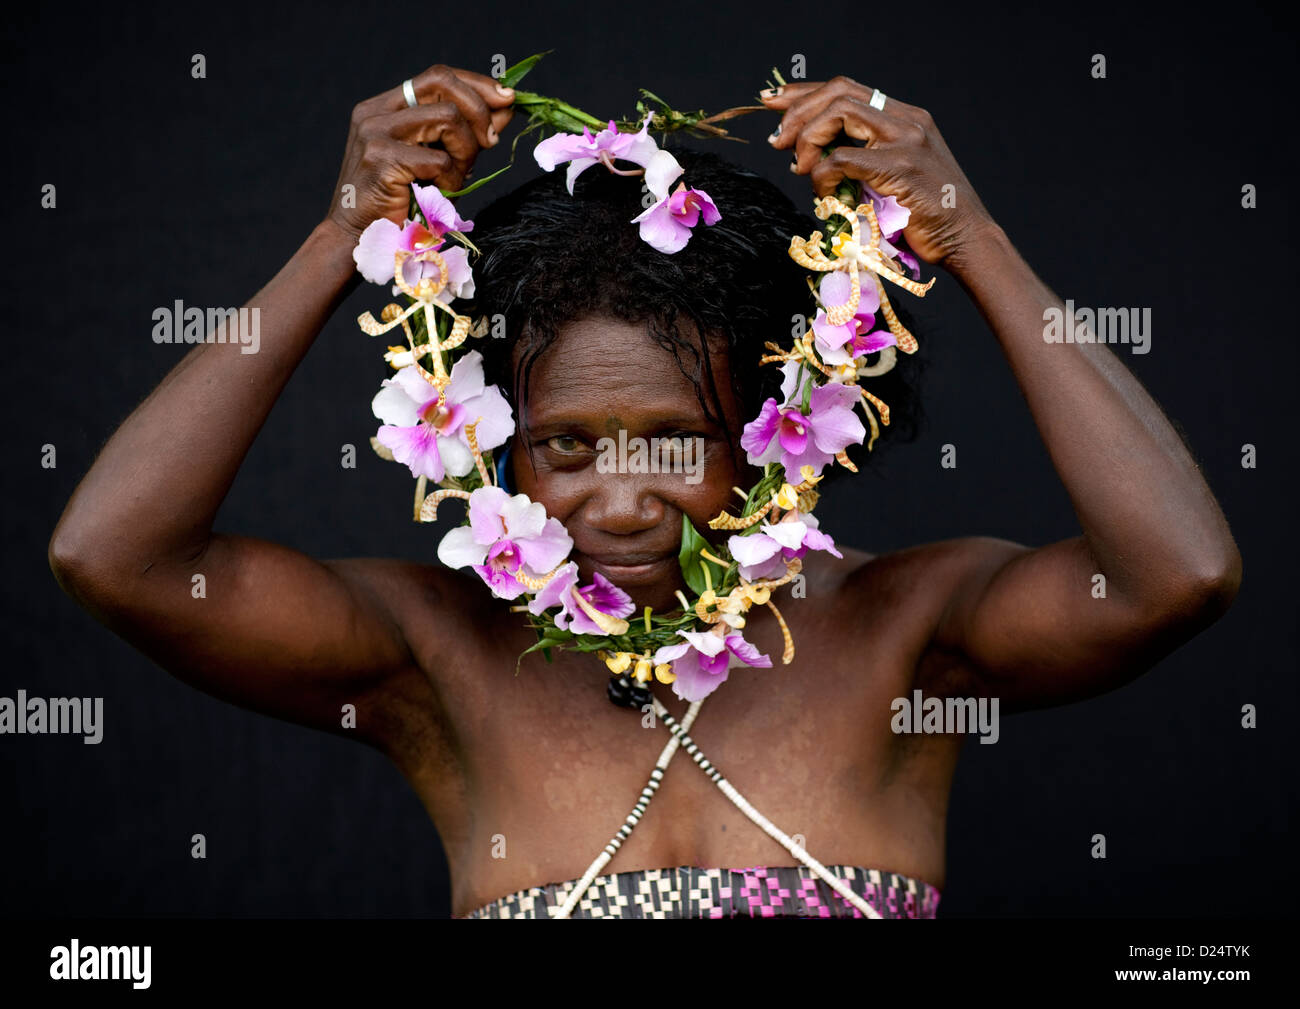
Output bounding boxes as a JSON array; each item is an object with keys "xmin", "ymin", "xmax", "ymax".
[{"xmin": 579, "ymin": 552, "xmax": 680, "ymax": 587}]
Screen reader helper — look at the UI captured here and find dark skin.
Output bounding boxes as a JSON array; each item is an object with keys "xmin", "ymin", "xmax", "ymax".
[{"xmin": 48, "ymin": 66, "xmax": 1241, "ymax": 917}]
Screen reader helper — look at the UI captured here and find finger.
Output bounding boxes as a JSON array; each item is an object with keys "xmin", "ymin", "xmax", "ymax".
[
  {"xmin": 370, "ymin": 137, "xmax": 459, "ymax": 190},
  {"xmin": 762, "ymin": 76, "xmax": 923, "ymax": 117},
  {"xmin": 378, "ymin": 64, "xmax": 501, "ymax": 148},
  {"xmin": 769, "ymin": 76, "xmax": 926, "ymax": 148},
  {"xmin": 808, "ymin": 145, "xmax": 903, "ymax": 199},
  {"xmin": 769, "ymin": 81, "xmax": 853, "ymax": 149},
  {"xmin": 489, "ymin": 105, "xmax": 515, "ymax": 137},
  {"xmin": 791, "ymin": 97, "xmax": 903, "ymax": 174},
  {"xmin": 364, "ymin": 103, "xmax": 480, "ymax": 166},
  {"xmin": 446, "ymin": 66, "xmax": 518, "ymax": 111},
  {"xmin": 769, "ymin": 77, "xmax": 872, "ymax": 150},
  {"xmin": 417, "ymin": 68, "xmax": 500, "ymax": 148},
  {"xmin": 757, "ymin": 80, "xmax": 827, "ymax": 111}
]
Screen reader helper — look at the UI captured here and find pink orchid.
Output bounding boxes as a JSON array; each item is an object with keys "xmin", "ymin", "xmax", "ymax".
[
  {"xmin": 811, "ymin": 272, "xmax": 894, "ymax": 366},
  {"xmin": 632, "ymin": 179, "xmax": 721, "ymax": 255},
  {"xmin": 727, "ymin": 510, "xmax": 842, "ymax": 582},
  {"xmin": 352, "ymin": 184, "xmax": 474, "ymax": 294},
  {"xmin": 372, "ymin": 350, "xmax": 513, "ymax": 482},
  {"xmin": 354, "ymin": 218, "xmax": 436, "ymax": 284},
  {"xmin": 527, "ymin": 561, "xmax": 636, "ymax": 634},
  {"xmin": 861, "ymin": 185, "xmax": 920, "ymax": 280},
  {"xmin": 813, "ymin": 314, "xmax": 896, "ymax": 366},
  {"xmin": 533, "ymin": 113, "xmax": 660, "ymax": 194},
  {"xmin": 740, "ymin": 380, "xmax": 866, "ymax": 478},
  {"xmin": 411, "ymin": 182, "xmax": 474, "ymax": 238},
  {"xmin": 652, "ymin": 625, "xmax": 772, "ymax": 702},
  {"xmin": 428, "ymin": 244, "xmax": 476, "ymax": 303},
  {"xmin": 863, "ymin": 186, "xmax": 909, "ymax": 240},
  {"xmin": 437, "ymin": 486, "xmax": 574, "ymax": 600},
  {"xmin": 352, "ymin": 219, "xmax": 475, "ymax": 301}
]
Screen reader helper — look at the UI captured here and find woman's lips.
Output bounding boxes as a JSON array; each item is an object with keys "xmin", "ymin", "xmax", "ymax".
[{"xmin": 579, "ymin": 552, "xmax": 679, "ymax": 586}]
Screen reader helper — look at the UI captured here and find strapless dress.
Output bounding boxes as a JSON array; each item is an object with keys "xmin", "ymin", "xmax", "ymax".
[{"xmin": 461, "ymin": 864, "xmax": 941, "ymax": 919}]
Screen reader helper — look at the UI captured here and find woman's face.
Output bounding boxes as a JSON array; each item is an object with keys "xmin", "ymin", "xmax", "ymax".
[{"xmin": 511, "ymin": 314, "xmax": 746, "ymax": 610}]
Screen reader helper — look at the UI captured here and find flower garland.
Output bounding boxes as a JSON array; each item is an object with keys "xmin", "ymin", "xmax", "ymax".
[{"xmin": 353, "ymin": 59, "xmax": 934, "ymax": 708}]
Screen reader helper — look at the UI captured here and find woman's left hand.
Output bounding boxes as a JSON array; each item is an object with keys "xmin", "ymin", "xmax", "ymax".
[{"xmin": 762, "ymin": 76, "xmax": 995, "ymax": 269}]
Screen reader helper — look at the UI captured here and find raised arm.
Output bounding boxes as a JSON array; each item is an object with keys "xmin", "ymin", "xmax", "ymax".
[
  {"xmin": 765, "ymin": 77, "xmax": 1241, "ymax": 709},
  {"xmin": 48, "ymin": 65, "xmax": 515, "ymax": 744}
]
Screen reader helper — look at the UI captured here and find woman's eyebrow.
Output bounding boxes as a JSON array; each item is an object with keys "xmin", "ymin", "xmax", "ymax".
[{"xmin": 525, "ymin": 411, "xmax": 716, "ymax": 435}]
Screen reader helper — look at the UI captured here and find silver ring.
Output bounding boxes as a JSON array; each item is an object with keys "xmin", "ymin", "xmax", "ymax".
[
  {"xmin": 869, "ymin": 88, "xmax": 887, "ymax": 111},
  {"xmin": 402, "ymin": 78, "xmax": 418, "ymax": 108}
]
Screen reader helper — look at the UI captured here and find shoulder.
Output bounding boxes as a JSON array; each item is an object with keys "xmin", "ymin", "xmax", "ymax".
[
  {"xmin": 818, "ymin": 535, "xmax": 1029, "ymax": 617},
  {"xmin": 804, "ymin": 536, "xmax": 1030, "ymax": 692},
  {"xmin": 316, "ymin": 556, "xmax": 497, "ymax": 759},
  {"xmin": 322, "ymin": 555, "xmax": 500, "ymax": 642}
]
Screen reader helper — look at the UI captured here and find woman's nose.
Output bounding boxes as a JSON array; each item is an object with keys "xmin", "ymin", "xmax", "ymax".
[{"xmin": 580, "ymin": 475, "xmax": 668, "ymax": 535}]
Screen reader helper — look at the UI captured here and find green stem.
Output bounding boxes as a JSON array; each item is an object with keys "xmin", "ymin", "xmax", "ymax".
[{"xmin": 512, "ymin": 91, "xmax": 606, "ymax": 131}]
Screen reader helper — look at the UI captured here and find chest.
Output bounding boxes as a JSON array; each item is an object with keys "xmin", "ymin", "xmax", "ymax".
[
  {"xmin": 438, "ymin": 632, "xmax": 937, "ymax": 870},
  {"xmin": 393, "ymin": 563, "xmax": 962, "ymax": 914}
]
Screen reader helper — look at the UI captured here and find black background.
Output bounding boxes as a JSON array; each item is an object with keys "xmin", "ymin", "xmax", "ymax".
[{"xmin": 1, "ymin": 0, "xmax": 1294, "ymax": 918}]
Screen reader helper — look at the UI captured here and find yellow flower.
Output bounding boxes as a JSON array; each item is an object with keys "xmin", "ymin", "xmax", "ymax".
[
  {"xmin": 717, "ymin": 591, "xmax": 747, "ymax": 615},
  {"xmin": 384, "ymin": 344, "xmax": 412, "ymax": 368},
  {"xmin": 604, "ymin": 651, "xmax": 633, "ymax": 674}
]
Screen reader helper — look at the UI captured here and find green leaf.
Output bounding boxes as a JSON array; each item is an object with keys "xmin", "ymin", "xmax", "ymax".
[
  {"xmin": 523, "ymin": 628, "xmax": 572, "ymax": 653},
  {"xmin": 499, "ymin": 50, "xmax": 551, "ymax": 89},
  {"xmin": 517, "ymin": 628, "xmax": 574, "ymax": 669},
  {"xmin": 678, "ymin": 515, "xmax": 726, "ymax": 597},
  {"xmin": 638, "ymin": 88, "xmax": 671, "ymax": 111},
  {"xmin": 570, "ymin": 638, "xmax": 618, "ymax": 654},
  {"xmin": 439, "ymin": 163, "xmax": 512, "ymax": 198}
]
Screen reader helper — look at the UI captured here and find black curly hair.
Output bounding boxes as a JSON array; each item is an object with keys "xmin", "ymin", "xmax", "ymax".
[{"xmin": 462, "ymin": 146, "xmax": 923, "ymax": 472}]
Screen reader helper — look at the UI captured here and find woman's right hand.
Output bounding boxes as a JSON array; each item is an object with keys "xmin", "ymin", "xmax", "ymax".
[{"xmin": 326, "ymin": 64, "xmax": 516, "ymax": 241}]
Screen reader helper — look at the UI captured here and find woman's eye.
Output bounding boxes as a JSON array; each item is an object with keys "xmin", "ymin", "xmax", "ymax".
[
  {"xmin": 546, "ymin": 435, "xmax": 586, "ymax": 454},
  {"xmin": 664, "ymin": 432, "xmax": 709, "ymax": 452}
]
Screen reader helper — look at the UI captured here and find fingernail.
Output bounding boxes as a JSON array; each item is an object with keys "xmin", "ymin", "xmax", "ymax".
[
  {"xmin": 767, "ymin": 125, "xmax": 781, "ymax": 144},
  {"xmin": 790, "ymin": 157, "xmax": 799, "ymax": 173},
  {"xmin": 496, "ymin": 84, "xmax": 514, "ymax": 97},
  {"xmin": 488, "ymin": 125, "xmax": 499, "ymax": 145},
  {"xmin": 760, "ymin": 87, "xmax": 784, "ymax": 99}
]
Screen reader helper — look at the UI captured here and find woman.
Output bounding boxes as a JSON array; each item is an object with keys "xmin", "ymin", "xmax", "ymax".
[{"xmin": 47, "ymin": 64, "xmax": 1241, "ymax": 919}]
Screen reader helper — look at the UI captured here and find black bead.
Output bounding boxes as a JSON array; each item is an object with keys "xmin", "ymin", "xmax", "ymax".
[
  {"xmin": 629, "ymin": 685, "xmax": 653, "ymax": 710},
  {"xmin": 607, "ymin": 674, "xmax": 634, "ymax": 708}
]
